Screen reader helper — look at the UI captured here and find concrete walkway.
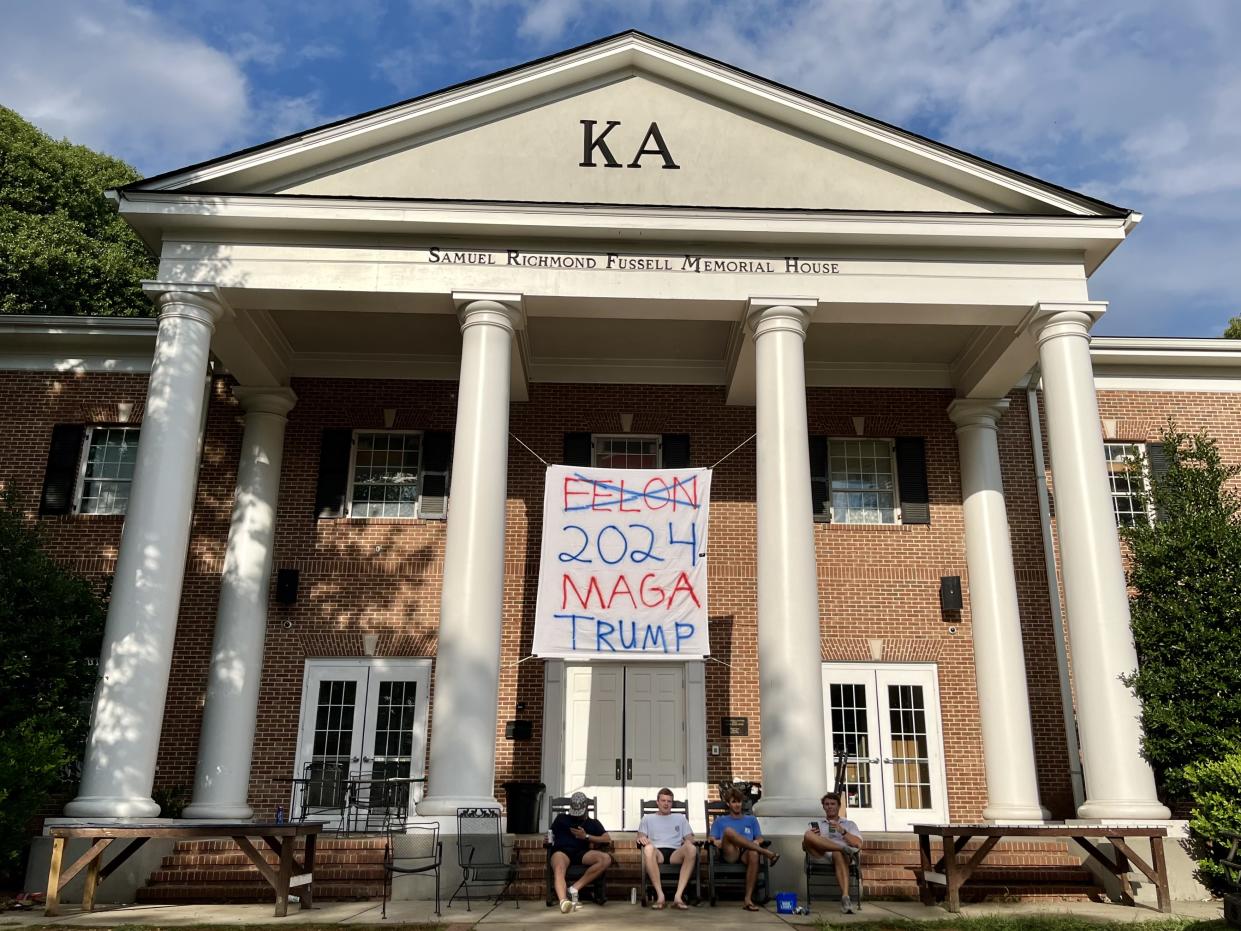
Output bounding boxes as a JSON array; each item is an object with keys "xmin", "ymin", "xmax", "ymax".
[{"xmin": 0, "ymin": 898, "xmax": 1223, "ymax": 928}]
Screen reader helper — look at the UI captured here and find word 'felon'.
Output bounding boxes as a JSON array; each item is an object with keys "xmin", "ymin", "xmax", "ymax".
[{"xmin": 562, "ymin": 473, "xmax": 700, "ymax": 512}]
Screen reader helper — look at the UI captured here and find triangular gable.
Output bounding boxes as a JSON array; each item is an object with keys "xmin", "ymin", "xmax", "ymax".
[{"xmin": 128, "ymin": 31, "xmax": 1128, "ymax": 219}]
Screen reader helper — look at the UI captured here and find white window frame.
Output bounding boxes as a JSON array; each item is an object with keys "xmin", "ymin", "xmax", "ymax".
[
  {"xmin": 825, "ymin": 437, "xmax": 901, "ymax": 525},
  {"xmin": 1103, "ymin": 440, "xmax": 1152, "ymax": 527},
  {"xmin": 73, "ymin": 425, "xmax": 140, "ymax": 516},
  {"xmin": 345, "ymin": 429, "xmax": 427, "ymax": 520},
  {"xmin": 591, "ymin": 434, "xmax": 663, "ymax": 468}
]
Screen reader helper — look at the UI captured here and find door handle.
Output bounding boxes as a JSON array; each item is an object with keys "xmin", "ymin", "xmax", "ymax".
[
  {"xmin": 615, "ymin": 758, "xmax": 622, "ymax": 781},
  {"xmin": 362, "ymin": 755, "xmax": 372, "ymax": 763},
  {"xmin": 626, "ymin": 758, "xmax": 633, "ymax": 781},
  {"xmin": 351, "ymin": 756, "xmax": 360, "ymax": 763}
]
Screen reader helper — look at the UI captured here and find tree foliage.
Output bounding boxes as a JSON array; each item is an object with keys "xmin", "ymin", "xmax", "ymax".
[
  {"xmin": 0, "ymin": 494, "xmax": 106, "ymax": 879},
  {"xmin": 1122, "ymin": 427, "xmax": 1241, "ymax": 799},
  {"xmin": 0, "ymin": 106, "xmax": 156, "ymax": 317},
  {"xmin": 1181, "ymin": 750, "xmax": 1241, "ymax": 896},
  {"xmin": 1226, "ymin": 315, "xmax": 1241, "ymax": 339}
]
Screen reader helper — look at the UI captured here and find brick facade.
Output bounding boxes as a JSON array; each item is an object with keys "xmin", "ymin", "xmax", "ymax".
[{"xmin": 3, "ymin": 366, "xmax": 1237, "ymax": 825}]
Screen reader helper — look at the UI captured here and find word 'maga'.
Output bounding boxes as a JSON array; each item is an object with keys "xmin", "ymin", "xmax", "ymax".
[{"xmin": 533, "ymin": 465, "xmax": 712, "ymax": 659}]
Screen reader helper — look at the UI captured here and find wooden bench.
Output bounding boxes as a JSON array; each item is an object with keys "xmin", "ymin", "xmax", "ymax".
[
  {"xmin": 913, "ymin": 823, "xmax": 1170, "ymax": 914},
  {"xmin": 44, "ymin": 821, "xmax": 323, "ymax": 918}
]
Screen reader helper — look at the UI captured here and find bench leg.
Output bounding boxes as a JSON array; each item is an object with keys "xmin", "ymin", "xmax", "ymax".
[
  {"xmin": 918, "ymin": 835, "xmax": 935, "ymax": 906},
  {"xmin": 81, "ymin": 850, "xmax": 103, "ymax": 912},
  {"xmin": 943, "ymin": 835, "xmax": 961, "ymax": 913},
  {"xmin": 275, "ymin": 835, "xmax": 294, "ymax": 917},
  {"xmin": 44, "ymin": 836, "xmax": 66, "ymax": 917},
  {"xmin": 301, "ymin": 833, "xmax": 316, "ymax": 909},
  {"xmin": 1150, "ymin": 836, "xmax": 1171, "ymax": 913}
]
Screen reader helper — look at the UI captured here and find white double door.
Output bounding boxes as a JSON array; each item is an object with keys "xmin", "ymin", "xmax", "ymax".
[
  {"xmin": 564, "ymin": 663, "xmax": 686, "ymax": 831},
  {"xmin": 822, "ymin": 663, "xmax": 949, "ymax": 832},
  {"xmin": 293, "ymin": 658, "xmax": 431, "ymax": 829}
]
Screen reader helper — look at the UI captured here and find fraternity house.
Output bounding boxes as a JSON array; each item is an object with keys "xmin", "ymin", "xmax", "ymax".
[{"xmin": 6, "ymin": 32, "xmax": 1241, "ymax": 866}]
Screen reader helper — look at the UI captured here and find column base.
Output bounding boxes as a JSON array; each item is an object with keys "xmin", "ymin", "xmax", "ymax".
[
  {"xmin": 1077, "ymin": 798, "xmax": 1171, "ymax": 820},
  {"xmin": 64, "ymin": 795, "xmax": 161, "ymax": 818},
  {"xmin": 181, "ymin": 801, "xmax": 255, "ymax": 820},
  {"xmin": 416, "ymin": 795, "xmax": 502, "ymax": 817},
  {"xmin": 752, "ymin": 795, "xmax": 824, "ymax": 818},
  {"xmin": 984, "ymin": 802, "xmax": 1052, "ymax": 822}
]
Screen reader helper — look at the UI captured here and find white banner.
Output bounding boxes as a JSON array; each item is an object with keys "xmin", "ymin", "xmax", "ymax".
[{"xmin": 533, "ymin": 465, "xmax": 711, "ymax": 659}]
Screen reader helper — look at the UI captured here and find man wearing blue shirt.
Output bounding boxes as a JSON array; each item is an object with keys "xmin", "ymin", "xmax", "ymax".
[{"xmin": 709, "ymin": 788, "xmax": 780, "ymax": 910}]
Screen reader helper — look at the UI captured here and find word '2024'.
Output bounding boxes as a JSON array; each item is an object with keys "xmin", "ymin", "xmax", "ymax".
[{"xmin": 557, "ymin": 521, "xmax": 699, "ymax": 566}]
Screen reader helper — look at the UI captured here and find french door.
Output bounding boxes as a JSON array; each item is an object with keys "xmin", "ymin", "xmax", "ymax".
[
  {"xmin": 293, "ymin": 658, "xmax": 431, "ymax": 830},
  {"xmin": 564, "ymin": 663, "xmax": 686, "ymax": 830},
  {"xmin": 822, "ymin": 663, "xmax": 948, "ymax": 832}
]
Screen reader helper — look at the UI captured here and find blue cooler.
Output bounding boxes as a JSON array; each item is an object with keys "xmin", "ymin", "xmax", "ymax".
[{"xmin": 775, "ymin": 892, "xmax": 798, "ymax": 914}]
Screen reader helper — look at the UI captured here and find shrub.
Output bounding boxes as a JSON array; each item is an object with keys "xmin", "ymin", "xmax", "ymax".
[{"xmin": 1181, "ymin": 749, "xmax": 1241, "ymax": 896}]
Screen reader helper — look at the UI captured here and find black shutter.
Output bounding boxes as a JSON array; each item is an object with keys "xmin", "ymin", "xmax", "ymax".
[
  {"xmin": 895, "ymin": 436, "xmax": 931, "ymax": 525},
  {"xmin": 419, "ymin": 430, "xmax": 453, "ymax": 520},
  {"xmin": 1146, "ymin": 441, "xmax": 1172, "ymax": 522},
  {"xmin": 809, "ymin": 435, "xmax": 831, "ymax": 523},
  {"xmin": 563, "ymin": 432, "xmax": 593, "ymax": 466},
  {"xmin": 662, "ymin": 433, "xmax": 691, "ymax": 468},
  {"xmin": 39, "ymin": 424, "xmax": 85, "ymax": 516},
  {"xmin": 314, "ymin": 428, "xmax": 353, "ymax": 519}
]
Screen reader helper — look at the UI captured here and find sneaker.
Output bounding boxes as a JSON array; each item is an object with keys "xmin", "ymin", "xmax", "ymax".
[
  {"xmin": 560, "ymin": 899, "xmax": 573, "ymax": 914},
  {"xmin": 569, "ymin": 887, "xmax": 579, "ymax": 907},
  {"xmin": 841, "ymin": 895, "xmax": 854, "ymax": 914},
  {"xmin": 844, "ymin": 844, "xmax": 861, "ymax": 857}
]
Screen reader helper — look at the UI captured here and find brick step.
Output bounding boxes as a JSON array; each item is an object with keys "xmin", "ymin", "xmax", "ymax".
[
  {"xmin": 149, "ymin": 866, "xmax": 387, "ymax": 884},
  {"xmin": 136, "ymin": 883, "xmax": 384, "ymax": 904},
  {"xmin": 164, "ymin": 851, "xmax": 385, "ymax": 867}
]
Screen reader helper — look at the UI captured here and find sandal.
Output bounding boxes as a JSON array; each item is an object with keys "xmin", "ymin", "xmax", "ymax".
[
  {"xmin": 743, "ymin": 903, "xmax": 761, "ymax": 911},
  {"xmin": 651, "ymin": 902, "xmax": 665, "ymax": 910},
  {"xmin": 768, "ymin": 852, "xmax": 781, "ymax": 867},
  {"xmin": 672, "ymin": 900, "xmax": 689, "ymax": 910}
]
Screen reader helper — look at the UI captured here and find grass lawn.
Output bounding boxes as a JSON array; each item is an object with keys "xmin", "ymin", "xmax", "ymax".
[{"xmin": 815, "ymin": 918, "xmax": 1227, "ymax": 931}]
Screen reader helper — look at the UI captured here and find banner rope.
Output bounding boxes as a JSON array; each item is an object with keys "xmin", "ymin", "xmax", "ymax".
[
  {"xmin": 710, "ymin": 433, "xmax": 756, "ymax": 469},
  {"xmin": 509, "ymin": 432, "xmax": 550, "ymax": 466}
]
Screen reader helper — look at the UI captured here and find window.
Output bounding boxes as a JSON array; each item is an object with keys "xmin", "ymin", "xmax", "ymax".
[
  {"xmin": 76, "ymin": 426, "xmax": 140, "ymax": 515},
  {"xmin": 593, "ymin": 435, "xmax": 660, "ymax": 468},
  {"xmin": 1104, "ymin": 441, "xmax": 1149, "ymax": 527},
  {"xmin": 828, "ymin": 438, "xmax": 898, "ymax": 524},
  {"xmin": 348, "ymin": 431, "xmax": 422, "ymax": 518}
]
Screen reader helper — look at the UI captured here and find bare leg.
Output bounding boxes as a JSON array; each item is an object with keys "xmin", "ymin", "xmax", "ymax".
[
  {"xmin": 641, "ymin": 844, "xmax": 665, "ymax": 905},
  {"xmin": 551, "ymin": 852, "xmax": 570, "ymax": 902},
  {"xmin": 670, "ymin": 840, "xmax": 697, "ymax": 905},
  {"xmin": 743, "ymin": 849, "xmax": 758, "ymax": 906},
  {"xmin": 575, "ymin": 850, "xmax": 611, "ymax": 893},
  {"xmin": 833, "ymin": 851, "xmax": 851, "ymax": 897},
  {"xmin": 722, "ymin": 827, "xmax": 778, "ymax": 861}
]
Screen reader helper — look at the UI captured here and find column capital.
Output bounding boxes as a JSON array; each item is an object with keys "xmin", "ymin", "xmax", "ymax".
[
  {"xmin": 948, "ymin": 398, "xmax": 1010, "ymax": 431},
  {"xmin": 452, "ymin": 292, "xmax": 525, "ymax": 334},
  {"xmin": 745, "ymin": 297, "xmax": 816, "ymax": 340},
  {"xmin": 1022, "ymin": 301, "xmax": 1107, "ymax": 346},
  {"xmin": 143, "ymin": 281, "xmax": 232, "ymax": 328},
  {"xmin": 232, "ymin": 386, "xmax": 297, "ymax": 418}
]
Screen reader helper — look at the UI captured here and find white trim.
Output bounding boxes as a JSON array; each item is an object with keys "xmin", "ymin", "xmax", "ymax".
[
  {"xmin": 823, "ymin": 436, "xmax": 901, "ymax": 525},
  {"xmin": 73, "ymin": 425, "xmax": 140, "ymax": 516},
  {"xmin": 1095, "ymin": 375, "xmax": 1241, "ymax": 393},
  {"xmin": 591, "ymin": 433, "xmax": 662, "ymax": 468},
  {"xmin": 345, "ymin": 429, "xmax": 425, "ymax": 520}
]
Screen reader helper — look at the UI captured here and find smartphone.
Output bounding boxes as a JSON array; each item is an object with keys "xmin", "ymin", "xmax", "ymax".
[{"xmin": 809, "ymin": 821, "xmax": 820, "ymax": 832}]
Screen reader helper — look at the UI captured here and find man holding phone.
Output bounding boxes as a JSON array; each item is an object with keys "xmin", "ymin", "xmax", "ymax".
[{"xmin": 802, "ymin": 792, "xmax": 863, "ymax": 913}]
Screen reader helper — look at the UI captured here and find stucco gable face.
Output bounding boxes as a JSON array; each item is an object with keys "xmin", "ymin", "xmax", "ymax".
[{"xmin": 272, "ymin": 74, "xmax": 1014, "ymax": 213}]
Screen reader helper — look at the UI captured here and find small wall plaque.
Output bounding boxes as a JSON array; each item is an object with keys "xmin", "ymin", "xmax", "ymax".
[{"xmin": 722, "ymin": 716, "xmax": 749, "ymax": 737}]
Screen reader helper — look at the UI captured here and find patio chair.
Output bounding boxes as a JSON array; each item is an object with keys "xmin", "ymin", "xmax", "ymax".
[
  {"xmin": 804, "ymin": 846, "xmax": 863, "ymax": 911},
  {"xmin": 543, "ymin": 795, "xmax": 611, "ymax": 907},
  {"xmin": 382, "ymin": 819, "xmax": 441, "ymax": 918},
  {"xmin": 295, "ymin": 760, "xmax": 349, "ymax": 828},
  {"xmin": 702, "ymin": 800, "xmax": 771, "ymax": 906},
  {"xmin": 447, "ymin": 807, "xmax": 518, "ymax": 911},
  {"xmin": 636, "ymin": 797, "xmax": 701, "ymax": 907},
  {"xmin": 348, "ymin": 775, "xmax": 412, "ymax": 834}
]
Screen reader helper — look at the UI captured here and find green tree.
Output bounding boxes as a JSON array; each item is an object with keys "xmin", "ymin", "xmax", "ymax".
[
  {"xmin": 0, "ymin": 106, "xmax": 156, "ymax": 316},
  {"xmin": 1226, "ymin": 315, "xmax": 1241, "ymax": 339},
  {"xmin": 0, "ymin": 494, "xmax": 106, "ymax": 880},
  {"xmin": 1122, "ymin": 427, "xmax": 1241, "ymax": 799}
]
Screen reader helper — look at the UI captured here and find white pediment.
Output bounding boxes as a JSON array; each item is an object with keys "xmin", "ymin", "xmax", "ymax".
[{"xmin": 140, "ymin": 33, "xmax": 1123, "ymax": 219}]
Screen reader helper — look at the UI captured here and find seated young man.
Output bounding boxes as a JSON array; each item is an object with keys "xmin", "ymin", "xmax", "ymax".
[
  {"xmin": 549, "ymin": 791, "xmax": 612, "ymax": 913},
  {"xmin": 636, "ymin": 787, "xmax": 697, "ymax": 909},
  {"xmin": 708, "ymin": 787, "xmax": 780, "ymax": 911},
  {"xmin": 802, "ymin": 791, "xmax": 863, "ymax": 914}
]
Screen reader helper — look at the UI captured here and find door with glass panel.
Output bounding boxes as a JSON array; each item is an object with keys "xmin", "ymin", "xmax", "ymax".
[
  {"xmin": 293, "ymin": 659, "xmax": 431, "ymax": 831},
  {"xmin": 822, "ymin": 663, "xmax": 948, "ymax": 832}
]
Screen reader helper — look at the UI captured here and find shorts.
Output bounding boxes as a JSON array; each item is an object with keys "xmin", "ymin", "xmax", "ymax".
[
  {"xmin": 552, "ymin": 847, "xmax": 588, "ymax": 866},
  {"xmin": 657, "ymin": 847, "xmax": 677, "ymax": 863}
]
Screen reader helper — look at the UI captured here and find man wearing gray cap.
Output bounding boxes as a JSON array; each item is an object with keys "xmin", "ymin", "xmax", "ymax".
[{"xmin": 549, "ymin": 791, "xmax": 612, "ymax": 913}]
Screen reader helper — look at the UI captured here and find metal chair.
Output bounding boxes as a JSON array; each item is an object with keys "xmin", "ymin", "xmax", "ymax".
[
  {"xmin": 382, "ymin": 819, "xmax": 441, "ymax": 918},
  {"xmin": 702, "ymin": 800, "xmax": 771, "ymax": 906},
  {"xmin": 543, "ymin": 795, "xmax": 611, "ymax": 907},
  {"xmin": 637, "ymin": 797, "xmax": 701, "ymax": 906},
  {"xmin": 447, "ymin": 807, "xmax": 518, "ymax": 911},
  {"xmin": 294, "ymin": 760, "xmax": 349, "ymax": 829},
  {"xmin": 804, "ymin": 847, "xmax": 863, "ymax": 911},
  {"xmin": 348, "ymin": 775, "xmax": 413, "ymax": 834}
]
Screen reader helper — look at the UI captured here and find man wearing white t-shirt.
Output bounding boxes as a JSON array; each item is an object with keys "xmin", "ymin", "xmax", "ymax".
[
  {"xmin": 636, "ymin": 787, "xmax": 696, "ymax": 909},
  {"xmin": 802, "ymin": 792, "xmax": 863, "ymax": 913}
]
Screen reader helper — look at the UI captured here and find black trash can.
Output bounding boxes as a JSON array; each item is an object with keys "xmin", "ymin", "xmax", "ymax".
[{"xmin": 502, "ymin": 780, "xmax": 546, "ymax": 834}]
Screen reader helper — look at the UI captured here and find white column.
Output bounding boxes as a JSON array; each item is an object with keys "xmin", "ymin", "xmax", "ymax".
[
  {"xmin": 747, "ymin": 299, "xmax": 829, "ymax": 817},
  {"xmin": 183, "ymin": 387, "xmax": 296, "ymax": 819},
  {"xmin": 418, "ymin": 293, "xmax": 523, "ymax": 816},
  {"xmin": 66, "ymin": 284, "xmax": 227, "ymax": 818},
  {"xmin": 1030, "ymin": 303, "xmax": 1169, "ymax": 820},
  {"xmin": 948, "ymin": 399, "xmax": 1049, "ymax": 822}
]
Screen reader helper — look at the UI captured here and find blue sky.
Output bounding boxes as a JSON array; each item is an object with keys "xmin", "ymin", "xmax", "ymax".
[{"xmin": 3, "ymin": 0, "xmax": 1240, "ymax": 337}]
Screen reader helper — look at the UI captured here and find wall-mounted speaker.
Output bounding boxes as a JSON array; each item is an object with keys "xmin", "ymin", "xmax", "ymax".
[
  {"xmin": 939, "ymin": 575, "xmax": 963, "ymax": 613},
  {"xmin": 276, "ymin": 568, "xmax": 300, "ymax": 605}
]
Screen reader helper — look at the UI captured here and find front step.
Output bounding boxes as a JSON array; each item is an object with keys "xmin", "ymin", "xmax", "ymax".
[
  {"xmin": 510, "ymin": 834, "xmax": 1104, "ymax": 903},
  {"xmin": 136, "ymin": 837, "xmax": 387, "ymax": 904}
]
